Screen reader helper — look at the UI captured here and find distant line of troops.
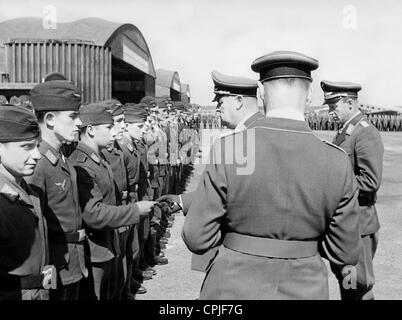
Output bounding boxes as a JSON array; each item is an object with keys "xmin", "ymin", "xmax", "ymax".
[
  {"xmin": 201, "ymin": 112, "xmax": 222, "ymax": 129},
  {"xmin": 306, "ymin": 112, "xmax": 402, "ymax": 131},
  {"xmin": 0, "ymin": 78, "xmax": 201, "ymax": 300}
]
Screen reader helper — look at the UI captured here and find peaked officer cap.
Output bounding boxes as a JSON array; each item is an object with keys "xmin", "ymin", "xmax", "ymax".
[
  {"xmin": 251, "ymin": 51, "xmax": 319, "ymax": 83},
  {"xmin": 321, "ymin": 80, "xmax": 362, "ymax": 104},
  {"xmin": 211, "ymin": 70, "xmax": 258, "ymax": 102}
]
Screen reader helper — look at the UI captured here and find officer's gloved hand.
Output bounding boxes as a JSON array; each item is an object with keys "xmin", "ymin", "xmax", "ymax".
[
  {"xmin": 157, "ymin": 194, "xmax": 182, "ymax": 214},
  {"xmin": 137, "ymin": 201, "xmax": 156, "ymax": 216}
]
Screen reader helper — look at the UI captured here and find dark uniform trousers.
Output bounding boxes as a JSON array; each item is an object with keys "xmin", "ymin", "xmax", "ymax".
[
  {"xmin": 70, "ymin": 142, "xmax": 140, "ymax": 300},
  {"xmin": 0, "ymin": 174, "xmax": 49, "ymax": 300},
  {"xmin": 101, "ymin": 144, "xmax": 132, "ymax": 300},
  {"xmin": 26, "ymin": 141, "xmax": 87, "ymax": 300},
  {"xmin": 183, "ymin": 117, "xmax": 361, "ymax": 300},
  {"xmin": 331, "ymin": 112, "xmax": 383, "ymax": 300}
]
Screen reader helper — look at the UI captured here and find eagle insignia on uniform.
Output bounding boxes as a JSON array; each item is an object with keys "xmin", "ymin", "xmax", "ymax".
[{"xmin": 55, "ymin": 179, "xmax": 66, "ymax": 191}]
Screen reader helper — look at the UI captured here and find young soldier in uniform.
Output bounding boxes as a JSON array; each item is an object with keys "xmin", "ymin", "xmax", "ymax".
[
  {"xmin": 321, "ymin": 80, "xmax": 384, "ymax": 300},
  {"xmin": 0, "ymin": 105, "xmax": 55, "ymax": 300},
  {"xmin": 69, "ymin": 102, "xmax": 154, "ymax": 300},
  {"xmin": 182, "ymin": 51, "xmax": 361, "ymax": 299},
  {"xmin": 125, "ymin": 104, "xmax": 168, "ymax": 271},
  {"xmin": 26, "ymin": 80, "xmax": 87, "ymax": 300},
  {"xmin": 100, "ymin": 99, "xmax": 136, "ymax": 300}
]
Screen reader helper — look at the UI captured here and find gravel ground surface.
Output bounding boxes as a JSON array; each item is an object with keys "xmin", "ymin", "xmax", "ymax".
[{"xmin": 138, "ymin": 131, "xmax": 402, "ymax": 300}]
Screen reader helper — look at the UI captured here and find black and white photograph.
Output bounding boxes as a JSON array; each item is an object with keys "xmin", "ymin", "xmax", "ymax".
[{"xmin": 0, "ymin": 0, "xmax": 401, "ymax": 307}]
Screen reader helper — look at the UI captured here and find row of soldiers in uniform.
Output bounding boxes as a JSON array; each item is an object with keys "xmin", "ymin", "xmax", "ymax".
[
  {"xmin": 306, "ymin": 111, "xmax": 402, "ymax": 131},
  {"xmin": 0, "ymin": 77, "xmax": 200, "ymax": 300},
  {"xmin": 201, "ymin": 112, "xmax": 222, "ymax": 129}
]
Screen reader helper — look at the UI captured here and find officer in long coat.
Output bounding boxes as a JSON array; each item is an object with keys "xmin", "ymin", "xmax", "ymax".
[
  {"xmin": 321, "ymin": 80, "xmax": 384, "ymax": 300},
  {"xmin": 182, "ymin": 51, "xmax": 361, "ymax": 300}
]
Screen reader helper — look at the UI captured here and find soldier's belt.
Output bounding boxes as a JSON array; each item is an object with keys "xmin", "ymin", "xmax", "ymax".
[
  {"xmin": 50, "ymin": 229, "xmax": 86, "ymax": 243},
  {"xmin": 0, "ymin": 266, "xmax": 57, "ymax": 291},
  {"xmin": 118, "ymin": 226, "xmax": 130, "ymax": 233},
  {"xmin": 223, "ymin": 233, "xmax": 318, "ymax": 259}
]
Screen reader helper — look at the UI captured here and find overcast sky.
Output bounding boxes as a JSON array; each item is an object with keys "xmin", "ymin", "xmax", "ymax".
[{"xmin": 1, "ymin": 0, "xmax": 402, "ymax": 106}]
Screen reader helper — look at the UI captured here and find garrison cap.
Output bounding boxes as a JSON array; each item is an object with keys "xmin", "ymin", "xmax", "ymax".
[
  {"xmin": 43, "ymin": 72, "xmax": 67, "ymax": 82},
  {"xmin": 0, "ymin": 95, "xmax": 8, "ymax": 105},
  {"xmin": 251, "ymin": 51, "xmax": 319, "ymax": 83},
  {"xmin": 140, "ymin": 96, "xmax": 157, "ymax": 108},
  {"xmin": 0, "ymin": 104, "xmax": 40, "ymax": 142},
  {"xmin": 104, "ymin": 99, "xmax": 123, "ymax": 116},
  {"xmin": 124, "ymin": 103, "xmax": 148, "ymax": 123},
  {"xmin": 212, "ymin": 70, "xmax": 258, "ymax": 102},
  {"xmin": 79, "ymin": 101, "xmax": 114, "ymax": 127},
  {"xmin": 30, "ymin": 80, "xmax": 82, "ymax": 111},
  {"xmin": 321, "ymin": 80, "xmax": 362, "ymax": 104}
]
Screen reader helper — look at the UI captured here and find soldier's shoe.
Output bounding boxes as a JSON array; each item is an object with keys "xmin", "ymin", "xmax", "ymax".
[
  {"xmin": 142, "ymin": 270, "xmax": 154, "ymax": 280},
  {"xmin": 153, "ymin": 256, "xmax": 168, "ymax": 265},
  {"xmin": 145, "ymin": 267, "xmax": 157, "ymax": 275},
  {"xmin": 160, "ymin": 238, "xmax": 169, "ymax": 244},
  {"xmin": 136, "ymin": 285, "xmax": 147, "ymax": 294},
  {"xmin": 159, "ymin": 242, "xmax": 167, "ymax": 250},
  {"xmin": 158, "ymin": 251, "xmax": 165, "ymax": 258}
]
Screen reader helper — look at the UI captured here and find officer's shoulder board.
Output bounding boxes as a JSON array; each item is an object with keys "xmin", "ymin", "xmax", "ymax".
[
  {"xmin": 44, "ymin": 149, "xmax": 58, "ymax": 166},
  {"xmin": 321, "ymin": 140, "xmax": 347, "ymax": 154}
]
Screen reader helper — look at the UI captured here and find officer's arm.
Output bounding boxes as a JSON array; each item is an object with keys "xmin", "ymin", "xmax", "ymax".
[
  {"xmin": 319, "ymin": 160, "xmax": 361, "ymax": 266},
  {"xmin": 182, "ymin": 145, "xmax": 227, "ymax": 254},
  {"xmin": 74, "ymin": 165, "xmax": 140, "ymax": 229},
  {"xmin": 354, "ymin": 128, "xmax": 384, "ymax": 192},
  {"xmin": 181, "ymin": 192, "xmax": 194, "ymax": 215}
]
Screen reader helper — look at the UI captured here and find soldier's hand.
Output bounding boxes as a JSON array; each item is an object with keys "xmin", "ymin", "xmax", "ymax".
[
  {"xmin": 137, "ymin": 201, "xmax": 156, "ymax": 216},
  {"xmin": 157, "ymin": 194, "xmax": 182, "ymax": 213},
  {"xmin": 157, "ymin": 194, "xmax": 179, "ymax": 206}
]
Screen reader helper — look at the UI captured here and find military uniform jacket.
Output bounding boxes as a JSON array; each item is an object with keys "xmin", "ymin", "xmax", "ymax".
[
  {"xmin": 0, "ymin": 173, "xmax": 48, "ymax": 284},
  {"xmin": 133, "ymin": 139, "xmax": 152, "ymax": 201},
  {"xmin": 69, "ymin": 142, "xmax": 140, "ymax": 263},
  {"xmin": 26, "ymin": 141, "xmax": 86, "ymax": 285},
  {"xmin": 118, "ymin": 137, "xmax": 140, "ymax": 200},
  {"xmin": 188, "ymin": 112, "xmax": 265, "ymax": 273},
  {"xmin": 101, "ymin": 142, "xmax": 128, "ymax": 203},
  {"xmin": 183, "ymin": 117, "xmax": 361, "ymax": 300},
  {"xmin": 333, "ymin": 112, "xmax": 383, "ymax": 235}
]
